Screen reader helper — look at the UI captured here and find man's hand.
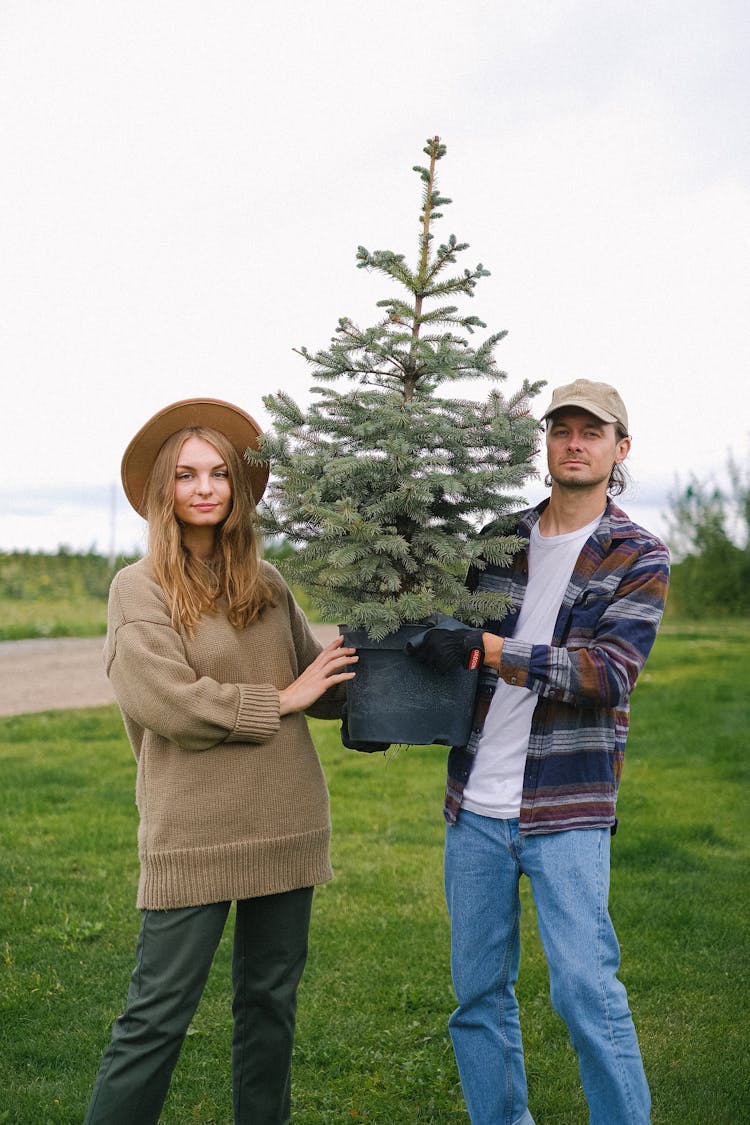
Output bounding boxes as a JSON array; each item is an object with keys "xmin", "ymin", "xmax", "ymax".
[{"xmin": 406, "ymin": 628, "xmax": 485, "ymax": 674}]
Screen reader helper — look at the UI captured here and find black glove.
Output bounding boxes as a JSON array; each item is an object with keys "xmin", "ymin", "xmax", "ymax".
[
  {"xmin": 405, "ymin": 628, "xmax": 485, "ymax": 674},
  {"xmin": 340, "ymin": 705, "xmax": 391, "ymax": 754}
]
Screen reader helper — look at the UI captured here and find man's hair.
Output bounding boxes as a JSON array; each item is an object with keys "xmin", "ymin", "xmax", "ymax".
[{"xmin": 608, "ymin": 422, "xmax": 630, "ymax": 496}]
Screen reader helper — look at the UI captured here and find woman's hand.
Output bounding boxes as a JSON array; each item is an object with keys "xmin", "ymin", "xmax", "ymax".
[{"xmin": 278, "ymin": 636, "xmax": 358, "ymax": 716}]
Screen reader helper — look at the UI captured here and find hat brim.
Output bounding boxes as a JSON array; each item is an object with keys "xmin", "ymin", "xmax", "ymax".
[{"xmin": 121, "ymin": 397, "xmax": 269, "ymax": 517}]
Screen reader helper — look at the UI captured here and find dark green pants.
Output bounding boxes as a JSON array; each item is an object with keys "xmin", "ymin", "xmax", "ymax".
[{"xmin": 84, "ymin": 887, "xmax": 314, "ymax": 1125}]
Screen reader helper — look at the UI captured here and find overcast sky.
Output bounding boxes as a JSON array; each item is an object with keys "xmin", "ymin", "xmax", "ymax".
[{"xmin": 2, "ymin": 0, "xmax": 748, "ymax": 555}]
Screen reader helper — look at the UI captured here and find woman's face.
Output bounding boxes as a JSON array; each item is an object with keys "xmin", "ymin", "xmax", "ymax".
[{"xmin": 173, "ymin": 435, "xmax": 233, "ymax": 529}]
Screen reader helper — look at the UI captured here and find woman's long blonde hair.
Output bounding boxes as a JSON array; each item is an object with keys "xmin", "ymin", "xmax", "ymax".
[{"xmin": 144, "ymin": 425, "xmax": 277, "ymax": 634}]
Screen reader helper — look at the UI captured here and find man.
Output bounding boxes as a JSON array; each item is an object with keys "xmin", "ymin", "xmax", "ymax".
[{"xmin": 412, "ymin": 379, "xmax": 669, "ymax": 1124}]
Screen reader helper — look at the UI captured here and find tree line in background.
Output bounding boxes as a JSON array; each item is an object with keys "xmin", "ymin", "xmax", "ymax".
[
  {"xmin": 0, "ymin": 547, "xmax": 136, "ymax": 602},
  {"xmin": 666, "ymin": 450, "xmax": 749, "ymax": 617},
  {"xmin": 1, "ymin": 454, "xmax": 748, "ymax": 619}
]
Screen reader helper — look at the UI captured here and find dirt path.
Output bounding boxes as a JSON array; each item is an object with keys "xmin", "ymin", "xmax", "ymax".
[{"xmin": 0, "ymin": 626, "xmax": 340, "ymax": 717}]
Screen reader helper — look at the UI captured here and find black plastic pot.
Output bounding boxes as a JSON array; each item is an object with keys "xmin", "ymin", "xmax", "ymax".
[{"xmin": 340, "ymin": 617, "xmax": 480, "ymax": 747}]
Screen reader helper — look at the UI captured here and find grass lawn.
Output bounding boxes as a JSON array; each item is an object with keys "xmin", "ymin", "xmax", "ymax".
[
  {"xmin": 0, "ymin": 554, "xmax": 116, "ymax": 640},
  {"xmin": 0, "ymin": 621, "xmax": 748, "ymax": 1123},
  {"xmin": 0, "ymin": 597, "xmax": 110, "ymax": 641}
]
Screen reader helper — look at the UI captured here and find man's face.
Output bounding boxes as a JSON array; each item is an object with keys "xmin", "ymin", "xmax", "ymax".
[{"xmin": 545, "ymin": 408, "xmax": 630, "ymax": 492}]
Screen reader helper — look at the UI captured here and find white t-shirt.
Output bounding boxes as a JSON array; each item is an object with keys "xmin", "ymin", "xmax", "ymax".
[{"xmin": 461, "ymin": 512, "xmax": 603, "ymax": 819}]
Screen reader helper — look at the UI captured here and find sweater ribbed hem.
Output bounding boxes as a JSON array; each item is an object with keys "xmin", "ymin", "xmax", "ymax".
[{"xmin": 136, "ymin": 828, "xmax": 332, "ymax": 910}]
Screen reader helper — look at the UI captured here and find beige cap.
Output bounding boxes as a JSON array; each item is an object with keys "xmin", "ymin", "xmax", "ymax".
[
  {"xmin": 121, "ymin": 397, "xmax": 268, "ymax": 517},
  {"xmin": 541, "ymin": 379, "xmax": 629, "ymax": 432}
]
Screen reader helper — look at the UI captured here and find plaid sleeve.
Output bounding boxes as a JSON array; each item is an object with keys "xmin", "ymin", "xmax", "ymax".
[{"xmin": 499, "ymin": 537, "xmax": 670, "ymax": 708}]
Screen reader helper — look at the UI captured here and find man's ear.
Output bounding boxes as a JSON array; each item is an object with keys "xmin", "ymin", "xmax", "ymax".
[{"xmin": 615, "ymin": 435, "xmax": 631, "ymax": 465}]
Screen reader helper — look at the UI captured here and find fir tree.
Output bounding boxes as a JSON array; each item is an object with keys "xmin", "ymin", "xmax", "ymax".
[{"xmin": 252, "ymin": 137, "xmax": 544, "ymax": 639}]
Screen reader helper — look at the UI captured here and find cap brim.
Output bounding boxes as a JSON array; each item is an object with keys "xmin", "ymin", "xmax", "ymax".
[
  {"xmin": 541, "ymin": 397, "xmax": 619, "ymax": 425},
  {"xmin": 121, "ymin": 397, "xmax": 269, "ymax": 517}
]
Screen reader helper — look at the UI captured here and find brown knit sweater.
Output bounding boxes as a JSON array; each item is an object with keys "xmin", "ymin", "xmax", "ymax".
[{"xmin": 104, "ymin": 557, "xmax": 340, "ymax": 909}]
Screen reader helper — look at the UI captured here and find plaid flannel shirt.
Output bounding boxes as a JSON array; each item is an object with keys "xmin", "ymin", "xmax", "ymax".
[{"xmin": 444, "ymin": 499, "xmax": 670, "ymax": 833}]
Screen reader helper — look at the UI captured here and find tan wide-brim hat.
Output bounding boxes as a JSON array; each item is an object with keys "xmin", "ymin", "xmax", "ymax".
[{"xmin": 121, "ymin": 397, "xmax": 269, "ymax": 517}]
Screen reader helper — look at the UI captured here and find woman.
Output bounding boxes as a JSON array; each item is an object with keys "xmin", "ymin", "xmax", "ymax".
[{"xmin": 84, "ymin": 397, "xmax": 356, "ymax": 1124}]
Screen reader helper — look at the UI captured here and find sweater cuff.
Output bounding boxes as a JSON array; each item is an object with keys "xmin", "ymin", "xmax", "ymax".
[{"xmin": 229, "ymin": 684, "xmax": 281, "ymax": 743}]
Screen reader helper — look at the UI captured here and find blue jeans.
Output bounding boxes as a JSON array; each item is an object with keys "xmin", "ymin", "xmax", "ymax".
[{"xmin": 444, "ymin": 812, "xmax": 651, "ymax": 1125}]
